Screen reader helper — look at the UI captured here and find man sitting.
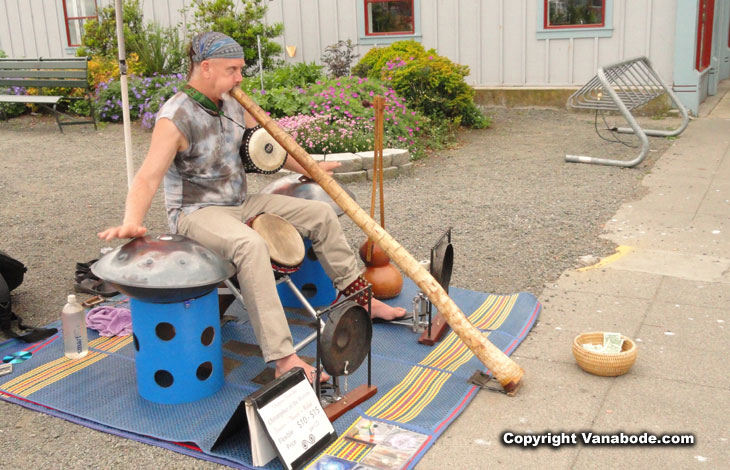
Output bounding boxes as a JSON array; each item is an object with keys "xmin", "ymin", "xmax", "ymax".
[{"xmin": 99, "ymin": 32, "xmax": 406, "ymax": 382}]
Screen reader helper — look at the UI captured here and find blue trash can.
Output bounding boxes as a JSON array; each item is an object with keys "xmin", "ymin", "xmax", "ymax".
[
  {"xmin": 277, "ymin": 238, "xmax": 337, "ymax": 308},
  {"xmin": 129, "ymin": 289, "xmax": 224, "ymax": 404}
]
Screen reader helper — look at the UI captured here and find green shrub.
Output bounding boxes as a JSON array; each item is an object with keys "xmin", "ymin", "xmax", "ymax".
[
  {"xmin": 87, "ymin": 53, "xmax": 145, "ymax": 88},
  {"xmin": 94, "ymin": 74, "xmax": 185, "ymax": 125},
  {"xmin": 127, "ymin": 23, "xmax": 187, "ymax": 76},
  {"xmin": 245, "ymin": 76, "xmax": 428, "ymax": 157},
  {"xmin": 352, "ymin": 41, "xmax": 425, "ymax": 78},
  {"xmin": 187, "ymin": 0, "xmax": 284, "ymax": 76},
  {"xmin": 242, "ymin": 62, "xmax": 324, "ymax": 92},
  {"xmin": 77, "ymin": 0, "xmax": 145, "ymax": 59},
  {"xmin": 277, "ymin": 114, "xmax": 374, "ymax": 155},
  {"xmin": 352, "ymin": 41, "xmax": 489, "ymax": 128},
  {"xmin": 0, "ymin": 87, "xmax": 28, "ymax": 119}
]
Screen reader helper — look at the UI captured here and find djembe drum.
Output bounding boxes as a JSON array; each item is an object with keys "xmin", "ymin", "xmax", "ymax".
[
  {"xmin": 260, "ymin": 175, "xmax": 358, "ymax": 307},
  {"xmin": 246, "ymin": 213, "xmax": 306, "ymax": 275},
  {"xmin": 240, "ymin": 125, "xmax": 287, "ymax": 174}
]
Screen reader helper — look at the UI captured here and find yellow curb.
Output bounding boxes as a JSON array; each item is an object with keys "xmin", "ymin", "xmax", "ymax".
[{"xmin": 577, "ymin": 245, "xmax": 635, "ymax": 272}]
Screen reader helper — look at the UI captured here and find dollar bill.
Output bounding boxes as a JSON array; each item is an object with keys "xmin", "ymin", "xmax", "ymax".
[
  {"xmin": 583, "ymin": 343, "xmax": 605, "ymax": 353},
  {"xmin": 602, "ymin": 332, "xmax": 624, "ymax": 353},
  {"xmin": 582, "ymin": 333, "xmax": 625, "ymax": 354}
]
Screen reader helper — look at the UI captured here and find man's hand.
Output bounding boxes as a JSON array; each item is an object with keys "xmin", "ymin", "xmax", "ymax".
[
  {"xmin": 283, "ymin": 155, "xmax": 342, "ymax": 177},
  {"xmin": 317, "ymin": 161, "xmax": 341, "ymax": 175},
  {"xmin": 97, "ymin": 224, "xmax": 147, "ymax": 241}
]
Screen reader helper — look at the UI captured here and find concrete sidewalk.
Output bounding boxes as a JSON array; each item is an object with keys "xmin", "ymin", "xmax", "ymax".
[{"xmin": 420, "ymin": 83, "xmax": 730, "ymax": 469}]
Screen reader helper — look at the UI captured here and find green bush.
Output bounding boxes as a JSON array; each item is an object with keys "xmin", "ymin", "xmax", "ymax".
[
  {"xmin": 242, "ymin": 62, "xmax": 324, "ymax": 92},
  {"xmin": 0, "ymin": 87, "xmax": 28, "ymax": 119},
  {"xmin": 187, "ymin": 0, "xmax": 284, "ymax": 76},
  {"xmin": 77, "ymin": 0, "xmax": 145, "ymax": 59},
  {"xmin": 94, "ymin": 74, "xmax": 185, "ymax": 126},
  {"xmin": 352, "ymin": 41, "xmax": 424, "ymax": 78},
  {"xmin": 353, "ymin": 41, "xmax": 489, "ymax": 128},
  {"xmin": 246, "ymin": 75, "xmax": 428, "ymax": 157},
  {"xmin": 127, "ymin": 23, "xmax": 187, "ymax": 76}
]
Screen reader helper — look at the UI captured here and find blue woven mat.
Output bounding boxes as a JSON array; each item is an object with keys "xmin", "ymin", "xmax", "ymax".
[{"xmin": 0, "ymin": 279, "xmax": 539, "ymax": 469}]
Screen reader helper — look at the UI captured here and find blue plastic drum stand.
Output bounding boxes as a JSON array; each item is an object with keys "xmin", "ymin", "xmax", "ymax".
[
  {"xmin": 276, "ymin": 238, "xmax": 336, "ymax": 308},
  {"xmin": 129, "ymin": 289, "xmax": 224, "ymax": 404}
]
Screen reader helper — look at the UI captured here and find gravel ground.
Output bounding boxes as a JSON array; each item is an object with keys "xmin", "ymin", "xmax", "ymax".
[{"xmin": 0, "ymin": 107, "xmax": 680, "ymax": 469}]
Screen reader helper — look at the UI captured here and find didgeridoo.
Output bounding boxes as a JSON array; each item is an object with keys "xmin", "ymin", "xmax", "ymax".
[{"xmin": 231, "ymin": 87, "xmax": 524, "ymax": 395}]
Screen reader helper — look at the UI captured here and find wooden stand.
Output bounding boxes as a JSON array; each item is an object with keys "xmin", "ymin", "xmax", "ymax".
[
  {"xmin": 324, "ymin": 385, "xmax": 378, "ymax": 422},
  {"xmin": 418, "ymin": 313, "xmax": 450, "ymax": 346}
]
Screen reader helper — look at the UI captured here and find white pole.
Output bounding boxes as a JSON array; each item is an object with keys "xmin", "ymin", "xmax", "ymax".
[
  {"xmin": 257, "ymin": 35, "xmax": 264, "ymax": 92},
  {"xmin": 114, "ymin": 0, "xmax": 134, "ymax": 189}
]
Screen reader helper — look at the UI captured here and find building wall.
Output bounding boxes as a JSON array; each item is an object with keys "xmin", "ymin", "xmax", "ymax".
[{"xmin": 0, "ymin": 0, "xmax": 680, "ymax": 87}]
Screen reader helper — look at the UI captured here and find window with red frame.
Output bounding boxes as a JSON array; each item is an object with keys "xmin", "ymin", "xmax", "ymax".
[
  {"xmin": 545, "ymin": 0, "xmax": 605, "ymax": 29},
  {"xmin": 63, "ymin": 0, "xmax": 98, "ymax": 47},
  {"xmin": 364, "ymin": 0, "xmax": 414, "ymax": 36},
  {"xmin": 695, "ymin": 0, "xmax": 715, "ymax": 71}
]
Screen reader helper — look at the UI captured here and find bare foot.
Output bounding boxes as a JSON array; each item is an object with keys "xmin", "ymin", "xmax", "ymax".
[
  {"xmin": 370, "ymin": 297, "xmax": 407, "ymax": 321},
  {"xmin": 275, "ymin": 353, "xmax": 330, "ymax": 383}
]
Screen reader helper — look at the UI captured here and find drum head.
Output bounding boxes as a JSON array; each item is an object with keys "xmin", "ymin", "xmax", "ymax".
[
  {"xmin": 321, "ymin": 301, "xmax": 372, "ymax": 376},
  {"xmin": 250, "ymin": 214, "xmax": 305, "ymax": 269},
  {"xmin": 243, "ymin": 126, "xmax": 287, "ymax": 172}
]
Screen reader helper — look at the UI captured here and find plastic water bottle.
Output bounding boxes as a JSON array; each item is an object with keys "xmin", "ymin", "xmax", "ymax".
[{"xmin": 62, "ymin": 295, "xmax": 88, "ymax": 359}]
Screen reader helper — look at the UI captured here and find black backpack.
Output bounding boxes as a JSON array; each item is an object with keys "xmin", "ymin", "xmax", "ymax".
[{"xmin": 0, "ymin": 250, "xmax": 57, "ymax": 343}]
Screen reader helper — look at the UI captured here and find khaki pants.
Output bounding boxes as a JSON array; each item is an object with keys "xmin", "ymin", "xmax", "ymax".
[{"xmin": 177, "ymin": 193, "xmax": 360, "ymax": 362}]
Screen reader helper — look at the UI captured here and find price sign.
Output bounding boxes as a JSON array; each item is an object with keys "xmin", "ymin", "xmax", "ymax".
[{"xmin": 248, "ymin": 368, "xmax": 336, "ymax": 470}]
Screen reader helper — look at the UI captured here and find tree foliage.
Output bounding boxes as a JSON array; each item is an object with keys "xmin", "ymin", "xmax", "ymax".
[{"xmin": 187, "ymin": 0, "xmax": 284, "ymax": 76}]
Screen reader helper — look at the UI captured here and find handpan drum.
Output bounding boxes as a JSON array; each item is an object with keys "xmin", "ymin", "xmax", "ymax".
[
  {"xmin": 320, "ymin": 301, "xmax": 372, "ymax": 377},
  {"xmin": 247, "ymin": 213, "xmax": 306, "ymax": 274},
  {"xmin": 260, "ymin": 174, "xmax": 357, "ymax": 217},
  {"xmin": 240, "ymin": 125, "xmax": 287, "ymax": 174},
  {"xmin": 91, "ymin": 234, "xmax": 235, "ymax": 303}
]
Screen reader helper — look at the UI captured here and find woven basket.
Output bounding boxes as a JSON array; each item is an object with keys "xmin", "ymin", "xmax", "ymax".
[{"xmin": 572, "ymin": 332, "xmax": 637, "ymax": 377}]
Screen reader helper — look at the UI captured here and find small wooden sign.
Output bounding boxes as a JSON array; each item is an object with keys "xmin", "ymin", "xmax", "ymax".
[{"xmin": 245, "ymin": 368, "xmax": 336, "ymax": 470}]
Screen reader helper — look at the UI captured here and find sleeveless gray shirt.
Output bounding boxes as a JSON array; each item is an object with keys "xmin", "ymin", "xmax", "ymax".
[{"xmin": 157, "ymin": 91, "xmax": 248, "ymax": 233}]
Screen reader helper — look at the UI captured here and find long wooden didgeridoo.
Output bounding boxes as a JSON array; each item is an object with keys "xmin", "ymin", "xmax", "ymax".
[{"xmin": 231, "ymin": 88, "xmax": 524, "ymax": 395}]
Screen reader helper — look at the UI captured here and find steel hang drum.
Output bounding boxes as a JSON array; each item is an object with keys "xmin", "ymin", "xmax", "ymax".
[
  {"xmin": 92, "ymin": 234, "xmax": 235, "ymax": 303},
  {"xmin": 260, "ymin": 173, "xmax": 357, "ymax": 217}
]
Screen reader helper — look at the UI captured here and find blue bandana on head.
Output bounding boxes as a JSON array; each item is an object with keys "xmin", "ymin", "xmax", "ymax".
[{"xmin": 190, "ymin": 32, "xmax": 244, "ymax": 62}]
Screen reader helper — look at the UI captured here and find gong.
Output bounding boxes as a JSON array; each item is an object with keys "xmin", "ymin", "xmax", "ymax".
[
  {"xmin": 430, "ymin": 234, "xmax": 453, "ymax": 294},
  {"xmin": 320, "ymin": 301, "xmax": 372, "ymax": 376}
]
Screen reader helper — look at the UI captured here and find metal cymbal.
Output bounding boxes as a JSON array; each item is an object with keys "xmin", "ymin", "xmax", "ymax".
[
  {"xmin": 259, "ymin": 174, "xmax": 356, "ymax": 216},
  {"xmin": 91, "ymin": 234, "xmax": 235, "ymax": 304},
  {"xmin": 320, "ymin": 301, "xmax": 372, "ymax": 376}
]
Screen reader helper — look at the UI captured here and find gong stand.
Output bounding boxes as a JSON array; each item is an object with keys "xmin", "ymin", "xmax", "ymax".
[
  {"xmin": 222, "ymin": 275, "xmax": 324, "ymax": 352},
  {"xmin": 388, "ymin": 228, "xmax": 454, "ymax": 346},
  {"xmin": 315, "ymin": 285, "xmax": 377, "ymax": 422}
]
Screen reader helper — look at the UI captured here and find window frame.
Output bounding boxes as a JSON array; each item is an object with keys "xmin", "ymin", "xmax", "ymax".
[
  {"xmin": 364, "ymin": 0, "xmax": 415, "ymax": 37},
  {"xmin": 537, "ymin": 0, "xmax": 614, "ymax": 40},
  {"xmin": 62, "ymin": 0, "xmax": 98, "ymax": 48},
  {"xmin": 358, "ymin": 0, "xmax": 421, "ymax": 45}
]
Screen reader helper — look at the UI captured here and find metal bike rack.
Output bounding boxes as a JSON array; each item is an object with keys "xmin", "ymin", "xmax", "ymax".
[{"xmin": 566, "ymin": 56, "xmax": 690, "ymax": 168}]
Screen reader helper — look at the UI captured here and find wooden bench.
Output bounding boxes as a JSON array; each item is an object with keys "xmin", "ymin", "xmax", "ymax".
[{"xmin": 0, "ymin": 57, "xmax": 96, "ymax": 132}]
